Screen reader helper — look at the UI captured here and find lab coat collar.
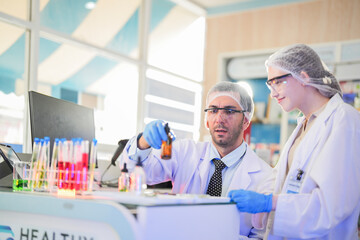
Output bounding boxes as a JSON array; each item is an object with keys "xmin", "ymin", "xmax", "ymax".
[
  {"xmin": 293, "ymin": 94, "xmax": 341, "ymax": 161},
  {"xmin": 295, "ymin": 94, "xmax": 341, "ymax": 125},
  {"xmin": 208, "ymin": 141, "xmax": 247, "ymax": 167},
  {"xmin": 198, "ymin": 141, "xmax": 249, "ymax": 193},
  {"xmin": 199, "ymin": 144, "xmax": 212, "ymax": 193},
  {"xmin": 227, "ymin": 144, "xmax": 262, "ymax": 192},
  {"xmin": 294, "ymin": 94, "xmax": 341, "ymax": 132},
  {"xmin": 319, "ymin": 93, "xmax": 342, "ymax": 121}
]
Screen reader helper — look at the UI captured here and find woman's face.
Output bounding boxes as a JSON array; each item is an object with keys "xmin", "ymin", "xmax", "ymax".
[{"xmin": 267, "ymin": 66, "xmax": 306, "ymax": 112}]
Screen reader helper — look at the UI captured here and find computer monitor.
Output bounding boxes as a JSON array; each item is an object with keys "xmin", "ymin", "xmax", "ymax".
[{"xmin": 28, "ymin": 91, "xmax": 95, "ymax": 153}]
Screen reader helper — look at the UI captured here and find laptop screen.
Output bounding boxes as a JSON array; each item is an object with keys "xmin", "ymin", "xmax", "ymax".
[{"xmin": 0, "ymin": 144, "xmax": 17, "ymax": 187}]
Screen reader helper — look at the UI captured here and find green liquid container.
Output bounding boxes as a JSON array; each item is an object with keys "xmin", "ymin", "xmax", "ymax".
[{"xmin": 13, "ymin": 179, "xmax": 30, "ymax": 191}]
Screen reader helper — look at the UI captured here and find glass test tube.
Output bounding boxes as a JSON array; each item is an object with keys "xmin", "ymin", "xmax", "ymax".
[{"xmin": 88, "ymin": 138, "xmax": 97, "ymax": 191}]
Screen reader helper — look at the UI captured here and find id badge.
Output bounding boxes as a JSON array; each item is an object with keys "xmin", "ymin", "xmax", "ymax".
[{"xmin": 285, "ymin": 170, "xmax": 305, "ymax": 194}]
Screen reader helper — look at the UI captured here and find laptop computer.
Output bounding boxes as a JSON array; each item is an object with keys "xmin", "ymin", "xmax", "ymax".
[{"xmin": 0, "ymin": 144, "xmax": 22, "ymax": 188}]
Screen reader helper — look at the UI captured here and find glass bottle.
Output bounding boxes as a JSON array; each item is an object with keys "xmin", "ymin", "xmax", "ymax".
[
  {"xmin": 161, "ymin": 123, "xmax": 172, "ymax": 160},
  {"xmin": 130, "ymin": 157, "xmax": 147, "ymax": 194},
  {"xmin": 118, "ymin": 163, "xmax": 130, "ymax": 192}
]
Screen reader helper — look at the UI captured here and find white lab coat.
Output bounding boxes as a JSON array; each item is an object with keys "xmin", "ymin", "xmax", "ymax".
[
  {"xmin": 120, "ymin": 139, "xmax": 274, "ymax": 239},
  {"xmin": 266, "ymin": 94, "xmax": 360, "ymax": 239}
]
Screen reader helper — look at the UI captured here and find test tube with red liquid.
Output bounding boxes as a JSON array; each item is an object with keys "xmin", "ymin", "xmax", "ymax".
[
  {"xmin": 81, "ymin": 140, "xmax": 89, "ymax": 191},
  {"xmin": 57, "ymin": 139, "xmax": 66, "ymax": 189}
]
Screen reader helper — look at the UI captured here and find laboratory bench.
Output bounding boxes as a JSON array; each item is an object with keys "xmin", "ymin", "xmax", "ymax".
[{"xmin": 0, "ymin": 188, "xmax": 240, "ymax": 240}]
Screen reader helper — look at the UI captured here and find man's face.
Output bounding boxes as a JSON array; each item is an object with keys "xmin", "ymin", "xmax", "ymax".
[{"xmin": 206, "ymin": 95, "xmax": 247, "ymax": 149}]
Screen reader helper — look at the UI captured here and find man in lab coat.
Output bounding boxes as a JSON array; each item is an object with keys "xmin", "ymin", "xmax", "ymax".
[{"xmin": 119, "ymin": 81, "xmax": 274, "ymax": 239}]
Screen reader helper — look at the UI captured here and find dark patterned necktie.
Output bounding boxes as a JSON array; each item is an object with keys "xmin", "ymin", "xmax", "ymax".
[{"xmin": 206, "ymin": 159, "xmax": 227, "ymax": 197}]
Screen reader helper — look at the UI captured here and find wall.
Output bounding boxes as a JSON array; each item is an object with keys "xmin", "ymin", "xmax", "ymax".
[{"xmin": 200, "ymin": 0, "xmax": 360, "ymax": 139}]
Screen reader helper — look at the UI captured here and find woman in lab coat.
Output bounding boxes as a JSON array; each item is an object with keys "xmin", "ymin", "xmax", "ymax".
[{"xmin": 228, "ymin": 44, "xmax": 360, "ymax": 239}]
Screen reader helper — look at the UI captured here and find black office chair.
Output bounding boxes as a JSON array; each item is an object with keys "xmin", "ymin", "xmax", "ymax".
[
  {"xmin": 111, "ymin": 139, "xmax": 129, "ymax": 166},
  {"xmin": 99, "ymin": 139, "xmax": 129, "ymax": 187}
]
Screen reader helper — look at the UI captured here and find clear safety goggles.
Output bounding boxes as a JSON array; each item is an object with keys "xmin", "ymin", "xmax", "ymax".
[
  {"xmin": 266, "ymin": 73, "xmax": 292, "ymax": 91},
  {"xmin": 204, "ymin": 107, "xmax": 247, "ymax": 120}
]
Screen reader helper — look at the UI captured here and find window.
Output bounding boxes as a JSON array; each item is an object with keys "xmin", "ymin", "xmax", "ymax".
[
  {"xmin": 0, "ymin": 0, "xmax": 28, "ymax": 20},
  {"xmin": 145, "ymin": 69, "xmax": 202, "ymax": 140},
  {"xmin": 39, "ymin": 0, "xmax": 141, "ymax": 58},
  {"xmin": 148, "ymin": 0, "xmax": 205, "ymax": 82},
  {"xmin": 0, "ymin": 22, "xmax": 27, "ymax": 149},
  {"xmin": 0, "ymin": 0, "xmax": 205, "ymax": 152},
  {"xmin": 38, "ymin": 37, "xmax": 139, "ymax": 144}
]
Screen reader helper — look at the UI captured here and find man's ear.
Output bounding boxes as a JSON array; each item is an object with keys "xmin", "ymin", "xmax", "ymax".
[{"xmin": 243, "ymin": 117, "xmax": 250, "ymax": 130}]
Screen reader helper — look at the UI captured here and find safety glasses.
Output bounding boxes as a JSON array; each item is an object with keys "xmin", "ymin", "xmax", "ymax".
[
  {"xmin": 266, "ymin": 73, "xmax": 292, "ymax": 91},
  {"xmin": 204, "ymin": 107, "xmax": 246, "ymax": 120}
]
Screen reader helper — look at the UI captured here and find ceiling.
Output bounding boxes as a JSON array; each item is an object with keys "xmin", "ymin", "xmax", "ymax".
[
  {"xmin": 188, "ymin": 0, "xmax": 315, "ymax": 16},
  {"xmin": 188, "ymin": 0, "xmax": 247, "ymax": 8}
]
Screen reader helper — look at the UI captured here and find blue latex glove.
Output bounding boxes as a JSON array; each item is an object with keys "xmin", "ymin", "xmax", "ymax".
[
  {"xmin": 143, "ymin": 120, "xmax": 176, "ymax": 149},
  {"xmin": 228, "ymin": 189, "xmax": 273, "ymax": 213}
]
